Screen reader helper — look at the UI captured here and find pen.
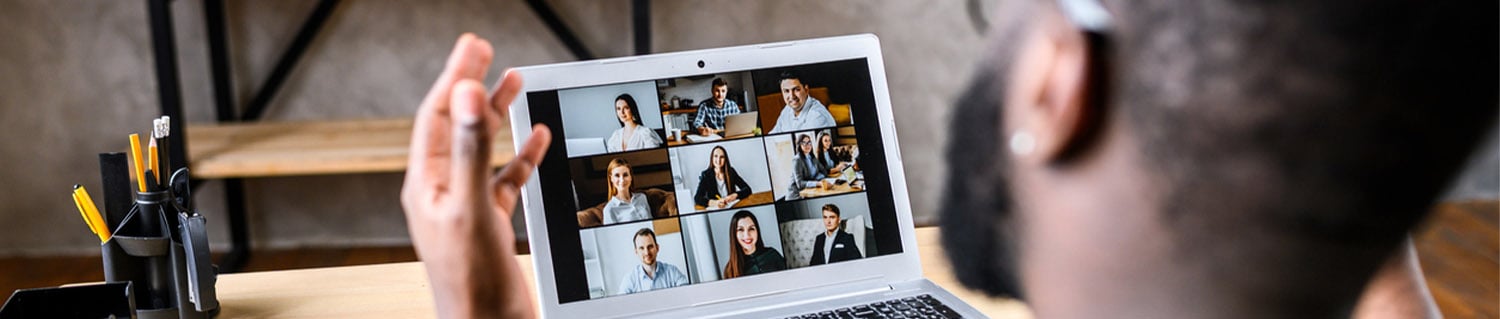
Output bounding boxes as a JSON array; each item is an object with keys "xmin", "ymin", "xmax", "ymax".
[
  {"xmin": 71, "ymin": 192, "xmax": 93, "ymax": 237},
  {"xmin": 73, "ymin": 185, "xmax": 111, "ymax": 242},
  {"xmin": 76, "ymin": 186, "xmax": 110, "ymax": 239},
  {"xmin": 129, "ymin": 133, "xmax": 146, "ymax": 192}
]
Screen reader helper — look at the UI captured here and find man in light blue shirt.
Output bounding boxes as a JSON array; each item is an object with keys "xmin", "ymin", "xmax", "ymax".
[
  {"xmin": 768, "ymin": 71, "xmax": 836, "ymax": 134},
  {"xmin": 617, "ymin": 228, "xmax": 689, "ymax": 295}
]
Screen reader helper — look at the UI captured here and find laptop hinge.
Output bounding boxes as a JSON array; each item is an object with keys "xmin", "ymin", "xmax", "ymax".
[{"xmin": 626, "ymin": 275, "xmax": 888, "ymax": 318}]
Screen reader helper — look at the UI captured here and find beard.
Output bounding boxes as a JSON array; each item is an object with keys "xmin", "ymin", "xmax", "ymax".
[{"xmin": 939, "ymin": 54, "xmax": 1026, "ymax": 300}]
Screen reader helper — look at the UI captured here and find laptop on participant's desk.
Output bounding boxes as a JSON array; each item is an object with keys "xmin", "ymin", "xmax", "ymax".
[
  {"xmin": 510, "ymin": 34, "xmax": 986, "ymax": 319},
  {"xmin": 723, "ymin": 112, "xmax": 759, "ymax": 137}
]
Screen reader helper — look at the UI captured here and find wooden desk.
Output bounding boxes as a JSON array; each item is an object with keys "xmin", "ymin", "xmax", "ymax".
[
  {"xmin": 210, "ymin": 227, "xmax": 1030, "ymax": 318},
  {"xmin": 798, "ymin": 179, "xmax": 864, "ymax": 199},
  {"xmin": 186, "ymin": 118, "xmax": 515, "ymax": 178},
  {"xmin": 693, "ymin": 191, "xmax": 774, "ymax": 212},
  {"xmin": 664, "ymin": 133, "xmax": 756, "ymax": 147}
]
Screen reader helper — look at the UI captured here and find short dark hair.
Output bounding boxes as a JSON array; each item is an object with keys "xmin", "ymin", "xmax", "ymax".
[
  {"xmin": 778, "ymin": 71, "xmax": 803, "ymax": 86},
  {"xmin": 1106, "ymin": 1, "xmax": 1496, "ymax": 244},
  {"xmin": 711, "ymin": 78, "xmax": 728, "ymax": 88},
  {"xmin": 822, "ymin": 204, "xmax": 840, "ymax": 217},
  {"xmin": 633, "ymin": 228, "xmax": 656, "ymax": 245},
  {"xmin": 944, "ymin": 0, "xmax": 1496, "ymax": 304}
]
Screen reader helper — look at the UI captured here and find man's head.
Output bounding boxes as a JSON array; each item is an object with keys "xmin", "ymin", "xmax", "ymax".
[
  {"xmin": 633, "ymin": 228, "xmax": 659, "ymax": 266},
  {"xmin": 711, "ymin": 78, "xmax": 730, "ymax": 105},
  {"xmin": 821, "ymin": 204, "xmax": 841, "ymax": 234},
  {"xmin": 779, "ymin": 71, "xmax": 809, "ymax": 111},
  {"xmin": 941, "ymin": 0, "xmax": 1495, "ymax": 316}
]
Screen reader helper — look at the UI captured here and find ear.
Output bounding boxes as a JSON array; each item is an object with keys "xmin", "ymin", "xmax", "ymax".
[{"xmin": 1007, "ymin": 15, "xmax": 1102, "ymax": 164}]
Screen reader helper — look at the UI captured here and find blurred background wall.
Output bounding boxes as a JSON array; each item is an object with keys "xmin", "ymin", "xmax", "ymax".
[{"xmin": 0, "ymin": 0, "xmax": 1493, "ymax": 256}]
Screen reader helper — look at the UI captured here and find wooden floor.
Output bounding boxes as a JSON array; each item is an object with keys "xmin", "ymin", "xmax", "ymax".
[{"xmin": 1, "ymin": 202, "xmax": 1494, "ymax": 318}]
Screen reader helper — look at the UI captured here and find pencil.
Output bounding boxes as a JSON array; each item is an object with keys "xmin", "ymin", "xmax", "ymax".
[
  {"xmin": 148, "ymin": 139, "xmax": 159, "ymax": 183},
  {"xmin": 129, "ymin": 133, "xmax": 146, "ymax": 192}
]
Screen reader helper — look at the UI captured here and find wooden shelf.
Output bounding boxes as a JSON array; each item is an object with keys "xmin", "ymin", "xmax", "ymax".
[
  {"xmin": 661, "ymin": 108, "xmax": 698, "ymax": 115},
  {"xmin": 185, "ymin": 118, "xmax": 515, "ymax": 179}
]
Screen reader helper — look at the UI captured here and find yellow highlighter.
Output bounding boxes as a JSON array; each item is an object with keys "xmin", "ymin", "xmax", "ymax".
[
  {"xmin": 129, "ymin": 133, "xmax": 147, "ymax": 192},
  {"xmin": 73, "ymin": 185, "xmax": 111, "ymax": 242}
]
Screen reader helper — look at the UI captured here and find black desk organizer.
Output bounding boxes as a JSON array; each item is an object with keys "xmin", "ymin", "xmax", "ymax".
[
  {"xmin": 101, "ymin": 167, "xmax": 220, "ymax": 319},
  {"xmin": 0, "ymin": 154, "xmax": 219, "ymax": 318}
]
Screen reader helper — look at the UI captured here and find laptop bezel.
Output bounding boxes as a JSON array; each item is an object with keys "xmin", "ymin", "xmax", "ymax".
[{"xmin": 508, "ymin": 34, "xmax": 923, "ymax": 318}]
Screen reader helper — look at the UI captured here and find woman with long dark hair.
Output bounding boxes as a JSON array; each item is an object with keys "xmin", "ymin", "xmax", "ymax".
[
  {"xmin": 721, "ymin": 210, "xmax": 785, "ymax": 279},
  {"xmin": 816, "ymin": 130, "xmax": 848, "ymax": 174},
  {"xmin": 606, "ymin": 93, "xmax": 662, "ymax": 152},
  {"xmin": 787, "ymin": 133, "xmax": 829, "ymax": 197},
  {"xmin": 694, "ymin": 146, "xmax": 752, "ymax": 210}
]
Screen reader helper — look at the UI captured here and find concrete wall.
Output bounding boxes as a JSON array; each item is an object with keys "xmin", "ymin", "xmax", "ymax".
[{"xmin": 0, "ymin": 0, "xmax": 1493, "ymax": 256}]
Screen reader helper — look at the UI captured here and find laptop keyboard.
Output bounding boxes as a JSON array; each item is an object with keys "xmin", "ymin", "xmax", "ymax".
[{"xmin": 785, "ymin": 294, "xmax": 963, "ymax": 319}]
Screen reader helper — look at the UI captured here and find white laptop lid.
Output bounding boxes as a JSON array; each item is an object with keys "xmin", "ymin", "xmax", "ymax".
[{"xmin": 509, "ymin": 34, "xmax": 922, "ymax": 318}]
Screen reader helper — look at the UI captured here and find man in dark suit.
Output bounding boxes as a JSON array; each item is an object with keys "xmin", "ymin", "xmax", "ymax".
[{"xmin": 810, "ymin": 204, "xmax": 862, "ymax": 265}]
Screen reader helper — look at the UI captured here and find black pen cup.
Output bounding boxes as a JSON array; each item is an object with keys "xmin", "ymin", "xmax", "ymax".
[{"xmin": 100, "ymin": 189, "xmax": 216, "ymax": 319}]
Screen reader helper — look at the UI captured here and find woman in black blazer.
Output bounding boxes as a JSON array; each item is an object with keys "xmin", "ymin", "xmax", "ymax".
[{"xmin": 694, "ymin": 146, "xmax": 753, "ymax": 209}]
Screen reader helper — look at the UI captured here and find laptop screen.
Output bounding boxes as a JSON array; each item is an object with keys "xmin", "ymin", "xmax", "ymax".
[{"xmin": 525, "ymin": 58, "xmax": 906, "ymax": 304}]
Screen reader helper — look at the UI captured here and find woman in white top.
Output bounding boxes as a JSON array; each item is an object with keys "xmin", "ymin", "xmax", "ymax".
[
  {"xmin": 605, "ymin": 94, "xmax": 662, "ymax": 152},
  {"xmin": 601, "ymin": 157, "xmax": 652, "ymax": 225}
]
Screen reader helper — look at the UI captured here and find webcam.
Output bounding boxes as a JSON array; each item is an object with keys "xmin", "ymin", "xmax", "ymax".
[{"xmin": 697, "ymin": 60, "xmax": 705, "ymax": 68}]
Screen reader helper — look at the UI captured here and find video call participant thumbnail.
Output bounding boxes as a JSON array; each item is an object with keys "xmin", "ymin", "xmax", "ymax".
[
  {"xmin": 722, "ymin": 210, "xmax": 785, "ymax": 279},
  {"xmin": 816, "ymin": 130, "xmax": 852, "ymax": 175},
  {"xmin": 692, "ymin": 78, "xmax": 741, "ymax": 136},
  {"xmin": 810, "ymin": 204, "xmax": 863, "ymax": 265},
  {"xmin": 694, "ymin": 146, "xmax": 753, "ymax": 210},
  {"xmin": 618, "ymin": 228, "xmax": 689, "ymax": 295},
  {"xmin": 608, "ymin": 93, "xmax": 663, "ymax": 152},
  {"xmin": 767, "ymin": 71, "xmax": 835, "ymax": 134},
  {"xmin": 787, "ymin": 133, "xmax": 831, "ymax": 199},
  {"xmin": 602, "ymin": 158, "xmax": 652, "ymax": 225}
]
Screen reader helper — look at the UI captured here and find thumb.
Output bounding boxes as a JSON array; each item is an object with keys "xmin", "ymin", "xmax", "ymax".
[{"xmin": 450, "ymin": 79, "xmax": 492, "ymax": 204}]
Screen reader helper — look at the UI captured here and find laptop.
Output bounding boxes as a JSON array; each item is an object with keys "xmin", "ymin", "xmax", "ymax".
[
  {"xmin": 723, "ymin": 111, "xmax": 759, "ymax": 138},
  {"xmin": 509, "ymin": 34, "xmax": 987, "ymax": 318}
]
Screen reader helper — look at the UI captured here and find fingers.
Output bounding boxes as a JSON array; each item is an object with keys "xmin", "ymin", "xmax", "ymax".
[
  {"xmin": 450, "ymin": 79, "xmax": 493, "ymax": 206},
  {"xmin": 489, "ymin": 70, "xmax": 525, "ymax": 132},
  {"xmin": 491, "ymin": 125, "xmax": 552, "ymax": 214},
  {"xmin": 406, "ymin": 34, "xmax": 494, "ymax": 201}
]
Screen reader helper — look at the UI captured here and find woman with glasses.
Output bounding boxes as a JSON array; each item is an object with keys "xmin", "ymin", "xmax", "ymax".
[{"xmin": 787, "ymin": 133, "xmax": 829, "ymax": 199}]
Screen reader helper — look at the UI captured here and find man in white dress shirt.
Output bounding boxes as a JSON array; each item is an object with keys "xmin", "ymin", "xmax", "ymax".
[{"xmin": 768, "ymin": 71, "xmax": 836, "ymax": 134}]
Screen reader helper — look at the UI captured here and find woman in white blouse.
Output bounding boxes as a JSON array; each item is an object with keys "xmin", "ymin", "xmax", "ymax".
[
  {"xmin": 606, "ymin": 94, "xmax": 662, "ymax": 152},
  {"xmin": 602, "ymin": 157, "xmax": 652, "ymax": 224}
]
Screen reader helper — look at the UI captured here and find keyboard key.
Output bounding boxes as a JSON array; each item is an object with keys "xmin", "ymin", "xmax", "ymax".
[{"xmin": 791, "ymin": 294, "xmax": 961, "ymax": 319}]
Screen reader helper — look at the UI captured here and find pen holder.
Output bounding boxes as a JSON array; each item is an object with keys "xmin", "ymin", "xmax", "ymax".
[{"xmin": 100, "ymin": 190, "xmax": 217, "ymax": 319}]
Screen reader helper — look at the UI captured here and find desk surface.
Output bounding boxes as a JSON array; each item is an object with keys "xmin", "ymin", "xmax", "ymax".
[
  {"xmin": 692, "ymin": 191, "xmax": 774, "ymax": 212},
  {"xmin": 186, "ymin": 118, "xmax": 515, "ymax": 179},
  {"xmin": 211, "ymin": 227, "xmax": 1030, "ymax": 318}
]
